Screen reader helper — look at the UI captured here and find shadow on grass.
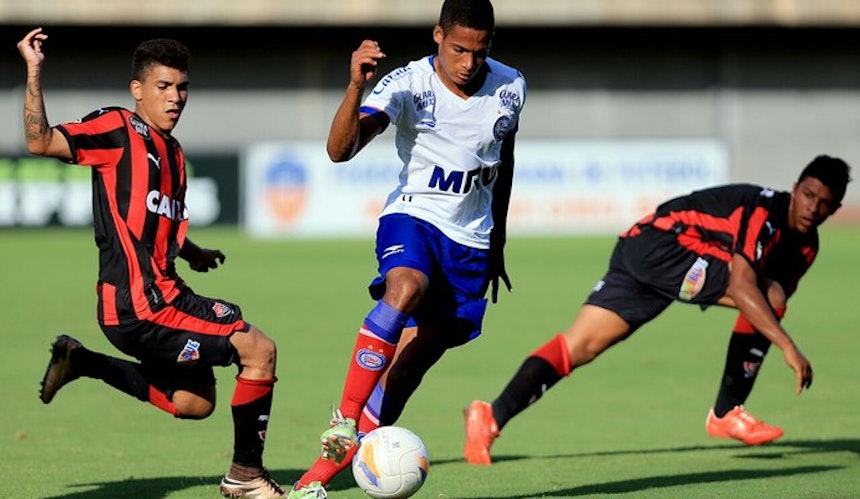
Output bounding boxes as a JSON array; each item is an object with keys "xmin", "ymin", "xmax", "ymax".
[
  {"xmin": 505, "ymin": 465, "xmax": 841, "ymax": 498},
  {"xmin": 430, "ymin": 438, "xmax": 858, "ymax": 498},
  {"xmin": 431, "ymin": 437, "xmax": 860, "ymax": 466},
  {"xmin": 42, "ymin": 468, "xmax": 363, "ymax": 499},
  {"xmin": 41, "ymin": 440, "xmax": 858, "ymax": 498}
]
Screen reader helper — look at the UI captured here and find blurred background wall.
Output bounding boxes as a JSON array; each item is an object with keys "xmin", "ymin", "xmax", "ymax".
[{"xmin": 2, "ymin": 1, "xmax": 859, "ymax": 232}]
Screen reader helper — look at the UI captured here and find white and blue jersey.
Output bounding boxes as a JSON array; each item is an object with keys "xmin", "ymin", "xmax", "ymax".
[{"xmin": 360, "ymin": 55, "xmax": 527, "ymax": 249}]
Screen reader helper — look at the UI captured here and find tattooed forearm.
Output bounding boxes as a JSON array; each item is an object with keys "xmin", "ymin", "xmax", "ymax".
[
  {"xmin": 23, "ymin": 79, "xmax": 50, "ymax": 145},
  {"xmin": 24, "ymin": 106, "xmax": 49, "ymax": 142}
]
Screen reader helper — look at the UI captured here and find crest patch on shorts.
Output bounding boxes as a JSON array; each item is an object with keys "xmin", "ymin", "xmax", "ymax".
[
  {"xmin": 679, "ymin": 257, "xmax": 709, "ymax": 301},
  {"xmin": 212, "ymin": 302, "xmax": 234, "ymax": 318},
  {"xmin": 177, "ymin": 339, "xmax": 201, "ymax": 364}
]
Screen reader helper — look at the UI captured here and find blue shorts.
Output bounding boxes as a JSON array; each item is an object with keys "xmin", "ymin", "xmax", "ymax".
[{"xmin": 369, "ymin": 214, "xmax": 490, "ymax": 343}]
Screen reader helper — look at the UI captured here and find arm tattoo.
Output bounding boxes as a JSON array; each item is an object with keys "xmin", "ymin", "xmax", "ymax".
[{"xmin": 23, "ymin": 81, "xmax": 50, "ymax": 143}]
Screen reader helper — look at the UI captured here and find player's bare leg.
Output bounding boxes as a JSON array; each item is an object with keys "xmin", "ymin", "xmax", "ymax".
[
  {"xmin": 707, "ymin": 280, "xmax": 785, "ymax": 446},
  {"xmin": 465, "ymin": 305, "xmax": 631, "ymax": 464},
  {"xmin": 220, "ymin": 326, "xmax": 283, "ymax": 498}
]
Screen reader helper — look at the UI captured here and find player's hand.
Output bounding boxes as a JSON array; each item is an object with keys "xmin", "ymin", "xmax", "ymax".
[
  {"xmin": 782, "ymin": 343, "xmax": 813, "ymax": 394},
  {"xmin": 18, "ymin": 27, "xmax": 48, "ymax": 68},
  {"xmin": 488, "ymin": 244, "xmax": 513, "ymax": 303},
  {"xmin": 189, "ymin": 248, "xmax": 226, "ymax": 273},
  {"xmin": 490, "ymin": 269, "xmax": 513, "ymax": 304},
  {"xmin": 350, "ymin": 40, "xmax": 385, "ymax": 90}
]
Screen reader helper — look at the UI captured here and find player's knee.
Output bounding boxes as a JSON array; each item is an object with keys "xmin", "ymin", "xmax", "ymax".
[
  {"xmin": 569, "ymin": 341, "xmax": 602, "ymax": 366},
  {"xmin": 172, "ymin": 390, "xmax": 216, "ymax": 419},
  {"xmin": 176, "ymin": 403, "xmax": 215, "ymax": 420},
  {"xmin": 233, "ymin": 327, "xmax": 277, "ymax": 376},
  {"xmin": 250, "ymin": 337, "xmax": 277, "ymax": 371},
  {"xmin": 384, "ymin": 269, "xmax": 428, "ymax": 311}
]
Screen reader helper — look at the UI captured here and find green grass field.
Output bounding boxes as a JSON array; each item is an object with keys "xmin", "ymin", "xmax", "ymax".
[{"xmin": 2, "ymin": 227, "xmax": 858, "ymax": 498}]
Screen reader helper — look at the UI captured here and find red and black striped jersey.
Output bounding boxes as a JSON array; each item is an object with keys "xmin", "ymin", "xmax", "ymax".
[
  {"xmin": 761, "ymin": 227, "xmax": 818, "ymax": 298},
  {"xmin": 623, "ymin": 183, "xmax": 811, "ymax": 274},
  {"xmin": 56, "ymin": 107, "xmax": 189, "ymax": 326}
]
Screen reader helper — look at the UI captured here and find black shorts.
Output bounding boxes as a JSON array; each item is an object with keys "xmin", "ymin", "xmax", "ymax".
[
  {"xmin": 586, "ymin": 227, "xmax": 730, "ymax": 332},
  {"xmin": 101, "ymin": 288, "xmax": 249, "ymax": 389}
]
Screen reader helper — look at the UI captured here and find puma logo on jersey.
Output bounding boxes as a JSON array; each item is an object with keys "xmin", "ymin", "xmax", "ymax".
[
  {"xmin": 147, "ymin": 153, "xmax": 162, "ymax": 169},
  {"xmin": 146, "ymin": 190, "xmax": 188, "ymax": 221}
]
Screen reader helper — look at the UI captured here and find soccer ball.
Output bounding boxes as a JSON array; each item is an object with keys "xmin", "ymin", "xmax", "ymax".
[{"xmin": 352, "ymin": 425, "xmax": 430, "ymax": 499}]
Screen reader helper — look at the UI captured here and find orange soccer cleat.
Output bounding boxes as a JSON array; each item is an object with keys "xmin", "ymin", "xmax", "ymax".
[
  {"xmin": 463, "ymin": 400, "xmax": 500, "ymax": 465},
  {"xmin": 706, "ymin": 406, "xmax": 784, "ymax": 445}
]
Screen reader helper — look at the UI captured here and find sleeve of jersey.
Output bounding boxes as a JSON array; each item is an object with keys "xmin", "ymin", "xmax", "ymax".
[
  {"xmin": 516, "ymin": 71, "xmax": 528, "ymax": 124},
  {"xmin": 55, "ymin": 109, "xmax": 126, "ymax": 170},
  {"xmin": 360, "ymin": 66, "xmax": 409, "ymax": 130},
  {"xmin": 734, "ymin": 202, "xmax": 772, "ymax": 270}
]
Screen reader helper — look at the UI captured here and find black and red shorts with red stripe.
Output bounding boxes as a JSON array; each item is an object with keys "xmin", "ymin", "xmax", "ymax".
[
  {"xmin": 101, "ymin": 288, "xmax": 249, "ymax": 386},
  {"xmin": 585, "ymin": 226, "xmax": 731, "ymax": 333}
]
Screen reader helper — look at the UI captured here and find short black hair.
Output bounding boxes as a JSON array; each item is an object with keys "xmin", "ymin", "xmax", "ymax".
[
  {"xmin": 799, "ymin": 154, "xmax": 852, "ymax": 204},
  {"xmin": 438, "ymin": 0, "xmax": 495, "ymax": 34},
  {"xmin": 131, "ymin": 39, "xmax": 190, "ymax": 81}
]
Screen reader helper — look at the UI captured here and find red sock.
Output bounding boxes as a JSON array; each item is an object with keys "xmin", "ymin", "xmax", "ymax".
[
  {"xmin": 530, "ymin": 333, "xmax": 572, "ymax": 376},
  {"xmin": 733, "ymin": 306, "xmax": 787, "ymax": 334},
  {"xmin": 148, "ymin": 386, "xmax": 180, "ymax": 416},
  {"xmin": 338, "ymin": 326, "xmax": 397, "ymax": 420},
  {"xmin": 231, "ymin": 376, "xmax": 276, "ymax": 405},
  {"xmin": 296, "ymin": 410, "xmax": 380, "ymax": 488}
]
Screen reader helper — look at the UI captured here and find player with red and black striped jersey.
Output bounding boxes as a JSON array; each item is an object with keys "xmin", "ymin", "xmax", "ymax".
[
  {"xmin": 59, "ymin": 106, "xmax": 194, "ymax": 324},
  {"xmin": 464, "ymin": 155, "xmax": 851, "ymax": 465},
  {"xmin": 19, "ymin": 28, "xmax": 284, "ymax": 498},
  {"xmin": 707, "ymin": 199, "xmax": 823, "ymax": 445}
]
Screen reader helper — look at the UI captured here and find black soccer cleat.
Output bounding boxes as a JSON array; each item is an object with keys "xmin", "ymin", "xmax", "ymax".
[{"xmin": 39, "ymin": 334, "xmax": 82, "ymax": 404}]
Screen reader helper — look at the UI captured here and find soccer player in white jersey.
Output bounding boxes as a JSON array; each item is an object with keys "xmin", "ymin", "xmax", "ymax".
[{"xmin": 287, "ymin": 1, "xmax": 525, "ymax": 497}]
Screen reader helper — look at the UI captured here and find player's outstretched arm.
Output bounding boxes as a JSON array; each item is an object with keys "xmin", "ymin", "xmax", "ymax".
[
  {"xmin": 327, "ymin": 40, "xmax": 386, "ymax": 162},
  {"xmin": 488, "ymin": 132, "xmax": 518, "ymax": 303},
  {"xmin": 726, "ymin": 253, "xmax": 813, "ymax": 394},
  {"xmin": 17, "ymin": 28, "xmax": 71, "ymax": 160},
  {"xmin": 180, "ymin": 238, "xmax": 226, "ymax": 273}
]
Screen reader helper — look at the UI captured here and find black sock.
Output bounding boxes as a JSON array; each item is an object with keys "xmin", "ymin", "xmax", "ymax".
[
  {"xmin": 713, "ymin": 332, "xmax": 772, "ymax": 417},
  {"xmin": 231, "ymin": 382, "xmax": 274, "ymax": 468},
  {"xmin": 492, "ymin": 356, "xmax": 564, "ymax": 430},
  {"xmin": 70, "ymin": 347, "xmax": 151, "ymax": 401}
]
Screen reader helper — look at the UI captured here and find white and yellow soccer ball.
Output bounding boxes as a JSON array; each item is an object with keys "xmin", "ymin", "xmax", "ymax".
[{"xmin": 352, "ymin": 425, "xmax": 430, "ymax": 499}]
